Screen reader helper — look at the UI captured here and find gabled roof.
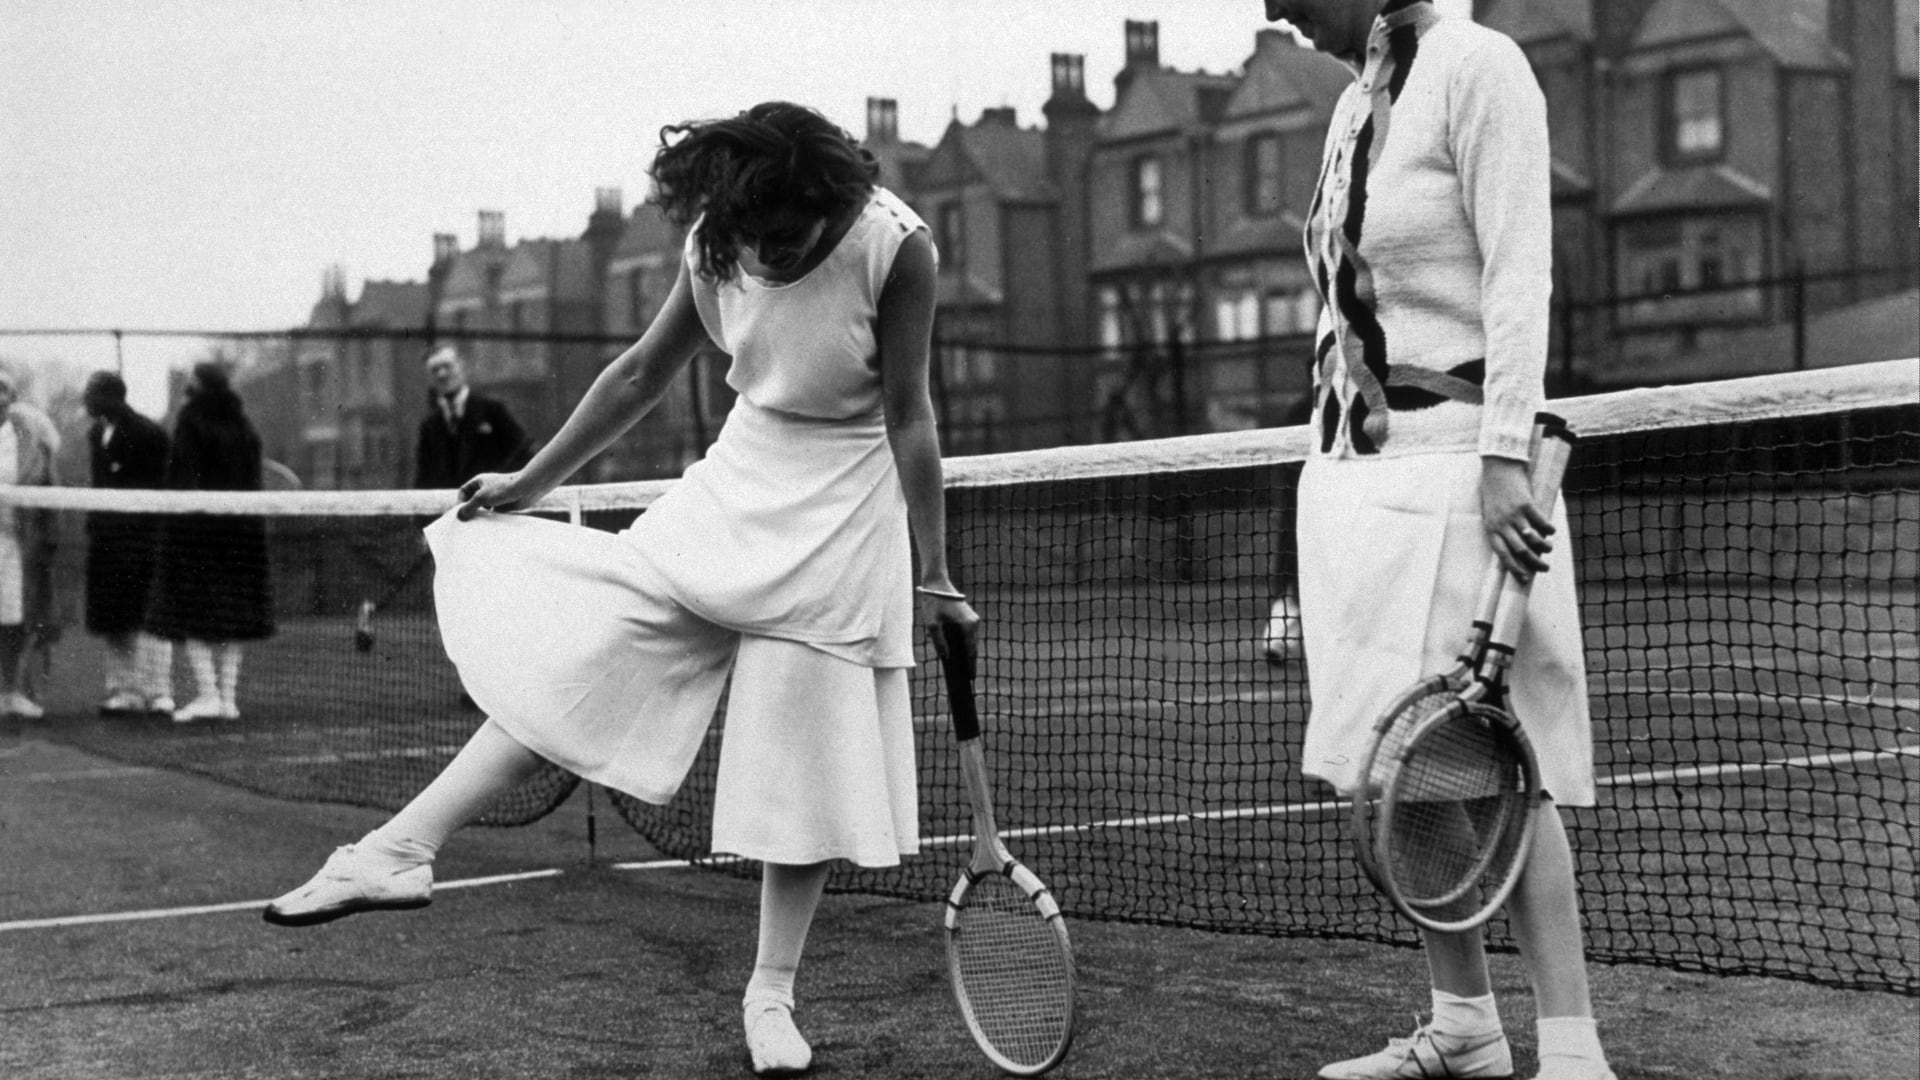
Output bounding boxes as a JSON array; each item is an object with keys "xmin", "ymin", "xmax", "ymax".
[
  {"xmin": 1091, "ymin": 228, "xmax": 1196, "ymax": 275},
  {"xmin": 1633, "ymin": 0, "xmax": 1847, "ymax": 71},
  {"xmin": 305, "ymin": 292, "xmax": 350, "ymax": 331},
  {"xmin": 1101, "ymin": 67, "xmax": 1242, "ymax": 141},
  {"xmin": 916, "ymin": 111, "xmax": 1051, "ymax": 199},
  {"xmin": 438, "ymin": 246, "xmax": 510, "ymax": 306},
  {"xmin": 1223, "ymin": 30, "xmax": 1351, "ymax": 121},
  {"xmin": 866, "ymin": 138, "xmax": 933, "ymax": 194},
  {"xmin": 1612, "ymin": 163, "xmax": 1772, "ymax": 215},
  {"xmin": 1552, "ymin": 159, "xmax": 1594, "ymax": 197},
  {"xmin": 614, "ymin": 201, "xmax": 680, "ymax": 262},
  {"xmin": 498, "ymin": 238, "xmax": 597, "ymax": 301},
  {"xmin": 935, "ymin": 271, "xmax": 1005, "ymax": 309},
  {"xmin": 1209, "ymin": 210, "xmax": 1309, "ymax": 260},
  {"xmin": 352, "ymin": 280, "xmax": 429, "ymax": 327},
  {"xmin": 1477, "ymin": 0, "xmax": 1594, "ymax": 46}
]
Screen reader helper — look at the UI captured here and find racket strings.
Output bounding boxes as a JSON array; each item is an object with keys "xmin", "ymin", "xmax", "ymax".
[
  {"xmin": 1365, "ymin": 688, "xmax": 1458, "ymax": 794},
  {"xmin": 1386, "ymin": 711, "xmax": 1532, "ymax": 915},
  {"xmin": 951, "ymin": 874, "xmax": 1072, "ymax": 1069}
]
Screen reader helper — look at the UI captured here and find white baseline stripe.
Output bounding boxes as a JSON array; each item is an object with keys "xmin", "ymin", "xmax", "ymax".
[
  {"xmin": 8, "ymin": 745, "xmax": 1912, "ymax": 932},
  {"xmin": 0, "ymin": 869, "xmax": 563, "ymax": 933}
]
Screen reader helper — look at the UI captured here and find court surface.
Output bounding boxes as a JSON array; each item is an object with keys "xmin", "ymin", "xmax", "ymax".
[{"xmin": 4, "ymin": 733, "xmax": 1914, "ymax": 1080}]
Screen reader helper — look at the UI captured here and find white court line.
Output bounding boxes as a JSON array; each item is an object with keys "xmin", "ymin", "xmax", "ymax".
[
  {"xmin": 0, "ymin": 869, "xmax": 564, "ymax": 933},
  {"xmin": 1596, "ymin": 744, "xmax": 1920, "ymax": 788},
  {"xmin": 8, "ymin": 765, "xmax": 163, "ymax": 783},
  {"xmin": 7, "ymin": 745, "xmax": 1913, "ymax": 933}
]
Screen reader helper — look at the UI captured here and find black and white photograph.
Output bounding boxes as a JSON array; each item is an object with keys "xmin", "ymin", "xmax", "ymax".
[{"xmin": 1, "ymin": 2, "xmax": 1914, "ymax": 1077}]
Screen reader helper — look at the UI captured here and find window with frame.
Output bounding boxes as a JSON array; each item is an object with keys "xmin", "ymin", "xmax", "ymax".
[
  {"xmin": 1263, "ymin": 289, "xmax": 1319, "ymax": 336},
  {"xmin": 1665, "ymin": 68, "xmax": 1724, "ymax": 162},
  {"xmin": 1616, "ymin": 214, "xmax": 1764, "ymax": 325},
  {"xmin": 1131, "ymin": 155, "xmax": 1164, "ymax": 228},
  {"xmin": 1244, "ymin": 134, "xmax": 1283, "ymax": 218},
  {"xmin": 1213, "ymin": 289, "xmax": 1261, "ymax": 341},
  {"xmin": 1096, "ymin": 286, "xmax": 1124, "ymax": 350},
  {"xmin": 939, "ymin": 202, "xmax": 966, "ymax": 267}
]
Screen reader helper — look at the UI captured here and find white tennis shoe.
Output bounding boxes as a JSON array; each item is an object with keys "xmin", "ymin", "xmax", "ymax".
[
  {"xmin": 743, "ymin": 999, "xmax": 812, "ymax": 1077},
  {"xmin": 262, "ymin": 844, "xmax": 432, "ymax": 927},
  {"xmin": 4, "ymin": 692, "xmax": 44, "ymax": 719},
  {"xmin": 1319, "ymin": 1021, "xmax": 1513, "ymax": 1080},
  {"xmin": 1261, "ymin": 595, "xmax": 1303, "ymax": 663},
  {"xmin": 172, "ymin": 695, "xmax": 224, "ymax": 723}
]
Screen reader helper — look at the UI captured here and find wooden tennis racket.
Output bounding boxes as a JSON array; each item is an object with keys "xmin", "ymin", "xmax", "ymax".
[
  {"xmin": 1369, "ymin": 417, "xmax": 1575, "ymax": 933},
  {"xmin": 1351, "ymin": 555, "xmax": 1507, "ymax": 892},
  {"xmin": 1351, "ymin": 414, "xmax": 1557, "ymax": 889},
  {"xmin": 936, "ymin": 621, "xmax": 1076, "ymax": 1077}
]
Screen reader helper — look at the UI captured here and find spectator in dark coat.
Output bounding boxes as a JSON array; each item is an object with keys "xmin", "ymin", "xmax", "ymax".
[
  {"xmin": 147, "ymin": 362, "xmax": 274, "ymax": 723},
  {"xmin": 413, "ymin": 345, "xmax": 532, "ymax": 490},
  {"xmin": 82, "ymin": 371, "xmax": 176, "ymax": 716}
]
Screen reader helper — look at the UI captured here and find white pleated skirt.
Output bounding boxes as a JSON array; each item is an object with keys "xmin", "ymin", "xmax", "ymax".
[
  {"xmin": 425, "ymin": 511, "xmax": 921, "ymax": 867},
  {"xmin": 1295, "ymin": 451, "xmax": 1595, "ymax": 805}
]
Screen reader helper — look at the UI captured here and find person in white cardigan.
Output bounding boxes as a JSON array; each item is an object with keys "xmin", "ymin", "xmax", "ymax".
[{"xmin": 1264, "ymin": 3, "xmax": 1616, "ymax": 1080}]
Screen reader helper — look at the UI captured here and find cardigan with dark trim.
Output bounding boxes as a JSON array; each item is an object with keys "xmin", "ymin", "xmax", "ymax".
[{"xmin": 1303, "ymin": 2, "xmax": 1551, "ymax": 461}]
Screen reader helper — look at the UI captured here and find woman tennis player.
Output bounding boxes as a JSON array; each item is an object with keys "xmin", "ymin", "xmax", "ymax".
[
  {"xmin": 1262, "ymin": 3, "xmax": 1615, "ymax": 1079},
  {"xmin": 265, "ymin": 100, "xmax": 976, "ymax": 1077}
]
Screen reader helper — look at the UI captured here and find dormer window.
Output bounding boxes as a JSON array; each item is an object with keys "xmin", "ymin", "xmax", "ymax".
[
  {"xmin": 939, "ymin": 202, "xmax": 966, "ymax": 267},
  {"xmin": 1245, "ymin": 134, "xmax": 1283, "ymax": 218},
  {"xmin": 1131, "ymin": 155, "xmax": 1164, "ymax": 229},
  {"xmin": 1665, "ymin": 67, "xmax": 1724, "ymax": 163}
]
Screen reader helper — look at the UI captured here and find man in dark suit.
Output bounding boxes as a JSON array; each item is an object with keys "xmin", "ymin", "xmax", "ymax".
[
  {"xmin": 413, "ymin": 345, "xmax": 531, "ymax": 490},
  {"xmin": 82, "ymin": 370, "xmax": 175, "ymax": 716}
]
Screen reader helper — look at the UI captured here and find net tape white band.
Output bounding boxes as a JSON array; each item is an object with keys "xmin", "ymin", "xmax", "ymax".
[{"xmin": 1, "ymin": 358, "xmax": 1910, "ymax": 514}]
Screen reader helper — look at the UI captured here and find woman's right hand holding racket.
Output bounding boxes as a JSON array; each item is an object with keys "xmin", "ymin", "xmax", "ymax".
[
  {"xmin": 921, "ymin": 581, "xmax": 981, "ymax": 663},
  {"xmin": 1480, "ymin": 456, "xmax": 1555, "ymax": 584}
]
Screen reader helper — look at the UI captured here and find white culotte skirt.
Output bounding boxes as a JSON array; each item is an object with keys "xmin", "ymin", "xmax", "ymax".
[
  {"xmin": 1295, "ymin": 452, "xmax": 1595, "ymax": 805},
  {"xmin": 425, "ymin": 512, "xmax": 920, "ymax": 867}
]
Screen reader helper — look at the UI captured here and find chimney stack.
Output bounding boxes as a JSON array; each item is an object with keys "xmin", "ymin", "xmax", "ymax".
[
  {"xmin": 1125, "ymin": 20, "xmax": 1160, "ymax": 69},
  {"xmin": 979, "ymin": 105, "xmax": 1017, "ymax": 127},
  {"xmin": 866, "ymin": 97, "xmax": 899, "ymax": 143},
  {"xmin": 1051, "ymin": 53, "xmax": 1087, "ymax": 100},
  {"xmin": 477, "ymin": 210, "xmax": 506, "ymax": 248},
  {"xmin": 432, "ymin": 233, "xmax": 459, "ymax": 266}
]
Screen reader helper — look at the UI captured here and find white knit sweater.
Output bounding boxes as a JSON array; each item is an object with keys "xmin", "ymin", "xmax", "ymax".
[{"xmin": 1303, "ymin": 1, "xmax": 1552, "ymax": 462}]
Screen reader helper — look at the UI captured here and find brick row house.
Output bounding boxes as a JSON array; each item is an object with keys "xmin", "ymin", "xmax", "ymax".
[
  {"xmin": 259, "ymin": 2, "xmax": 1915, "ymax": 488},
  {"xmin": 1478, "ymin": 0, "xmax": 1919, "ymax": 385}
]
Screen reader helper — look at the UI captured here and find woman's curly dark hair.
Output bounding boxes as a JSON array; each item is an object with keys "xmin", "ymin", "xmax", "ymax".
[{"xmin": 650, "ymin": 101, "xmax": 878, "ymax": 281}]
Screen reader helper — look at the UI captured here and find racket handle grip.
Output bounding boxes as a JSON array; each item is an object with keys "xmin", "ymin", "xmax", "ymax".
[
  {"xmin": 1480, "ymin": 417, "xmax": 1578, "ymax": 663},
  {"xmin": 1527, "ymin": 412, "xmax": 1575, "ymax": 509},
  {"xmin": 938, "ymin": 622, "xmax": 981, "ymax": 742}
]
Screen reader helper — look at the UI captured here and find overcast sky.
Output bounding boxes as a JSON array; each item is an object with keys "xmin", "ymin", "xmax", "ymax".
[{"xmin": 1, "ymin": 0, "xmax": 1468, "ymax": 414}]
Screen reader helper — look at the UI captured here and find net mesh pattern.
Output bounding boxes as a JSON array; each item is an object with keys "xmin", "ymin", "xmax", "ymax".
[{"xmin": 13, "ymin": 361, "xmax": 1915, "ymax": 994}]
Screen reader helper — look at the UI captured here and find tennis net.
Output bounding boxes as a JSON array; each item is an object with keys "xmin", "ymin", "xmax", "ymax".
[{"xmin": 7, "ymin": 358, "xmax": 1914, "ymax": 994}]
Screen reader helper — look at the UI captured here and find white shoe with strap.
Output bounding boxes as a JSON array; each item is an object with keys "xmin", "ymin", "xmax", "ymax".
[
  {"xmin": 1319, "ymin": 1019, "xmax": 1513, "ymax": 1080},
  {"xmin": 743, "ymin": 998, "xmax": 813, "ymax": 1077},
  {"xmin": 262, "ymin": 844, "xmax": 432, "ymax": 927}
]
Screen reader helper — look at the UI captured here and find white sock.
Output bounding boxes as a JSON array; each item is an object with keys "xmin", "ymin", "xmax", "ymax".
[
  {"xmin": 357, "ymin": 828, "xmax": 439, "ymax": 868},
  {"xmin": 745, "ymin": 863, "xmax": 829, "ymax": 1009},
  {"xmin": 1430, "ymin": 989, "xmax": 1503, "ymax": 1038},
  {"xmin": 1536, "ymin": 1016, "xmax": 1606, "ymax": 1063}
]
